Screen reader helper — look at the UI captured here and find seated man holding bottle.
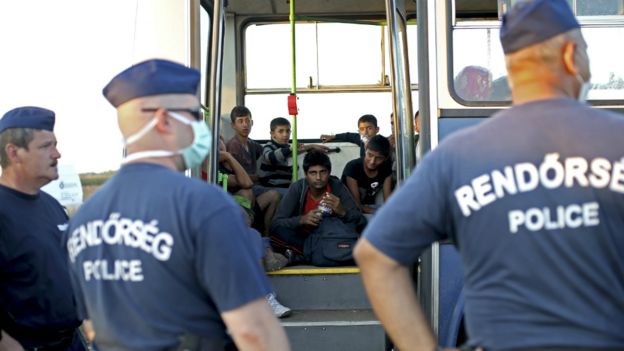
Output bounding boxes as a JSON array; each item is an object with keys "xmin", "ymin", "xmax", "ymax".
[{"xmin": 270, "ymin": 150, "xmax": 367, "ymax": 266}]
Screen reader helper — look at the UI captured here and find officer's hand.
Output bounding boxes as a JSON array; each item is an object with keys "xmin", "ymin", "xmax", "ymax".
[
  {"xmin": 323, "ymin": 193, "xmax": 346, "ymax": 217},
  {"xmin": 82, "ymin": 320, "xmax": 96, "ymax": 342},
  {"xmin": 300, "ymin": 209, "xmax": 322, "ymax": 227}
]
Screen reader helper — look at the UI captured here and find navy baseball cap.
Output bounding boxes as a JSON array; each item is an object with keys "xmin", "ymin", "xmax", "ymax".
[
  {"xmin": 500, "ymin": 0, "xmax": 580, "ymax": 54},
  {"xmin": 103, "ymin": 59, "xmax": 200, "ymax": 108},
  {"xmin": 0, "ymin": 106, "xmax": 55, "ymax": 133}
]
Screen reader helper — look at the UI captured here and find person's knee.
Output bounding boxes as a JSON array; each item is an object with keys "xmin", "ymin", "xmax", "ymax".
[
  {"xmin": 258, "ymin": 190, "xmax": 281, "ymax": 207},
  {"xmin": 265, "ymin": 190, "xmax": 281, "ymax": 205}
]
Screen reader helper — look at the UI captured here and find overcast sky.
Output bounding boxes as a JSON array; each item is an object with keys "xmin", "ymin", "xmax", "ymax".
[{"xmin": 0, "ymin": 1, "xmax": 190, "ymax": 173}]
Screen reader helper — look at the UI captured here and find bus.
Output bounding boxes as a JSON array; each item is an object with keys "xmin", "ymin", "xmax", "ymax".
[{"xmin": 190, "ymin": 0, "xmax": 624, "ymax": 350}]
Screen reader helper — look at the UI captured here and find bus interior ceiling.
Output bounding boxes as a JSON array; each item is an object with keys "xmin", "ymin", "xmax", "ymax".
[{"xmin": 201, "ymin": 0, "xmax": 497, "ymax": 18}]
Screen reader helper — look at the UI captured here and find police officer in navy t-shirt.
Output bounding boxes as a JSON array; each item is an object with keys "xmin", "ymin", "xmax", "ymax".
[
  {"xmin": 355, "ymin": 1, "xmax": 624, "ymax": 350},
  {"xmin": 64, "ymin": 59, "xmax": 290, "ymax": 351},
  {"xmin": 0, "ymin": 107, "xmax": 86, "ymax": 350}
]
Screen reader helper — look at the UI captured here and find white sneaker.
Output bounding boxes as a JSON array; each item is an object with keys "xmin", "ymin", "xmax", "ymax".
[{"xmin": 266, "ymin": 293, "xmax": 292, "ymax": 318}]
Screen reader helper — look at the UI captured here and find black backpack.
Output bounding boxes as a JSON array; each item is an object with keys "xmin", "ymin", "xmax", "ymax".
[{"xmin": 303, "ymin": 217, "xmax": 360, "ymax": 267}]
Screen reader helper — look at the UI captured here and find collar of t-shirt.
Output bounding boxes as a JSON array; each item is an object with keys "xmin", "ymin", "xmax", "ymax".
[{"xmin": 303, "ymin": 184, "xmax": 331, "ymax": 215}]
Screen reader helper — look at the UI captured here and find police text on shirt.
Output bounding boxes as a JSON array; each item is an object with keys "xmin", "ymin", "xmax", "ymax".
[
  {"xmin": 67, "ymin": 213, "xmax": 174, "ymax": 281},
  {"xmin": 453, "ymin": 153, "xmax": 624, "ymax": 233}
]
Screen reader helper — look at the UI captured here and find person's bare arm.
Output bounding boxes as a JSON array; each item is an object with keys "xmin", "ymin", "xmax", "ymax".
[
  {"xmin": 221, "ymin": 298, "xmax": 290, "ymax": 351},
  {"xmin": 354, "ymin": 238, "xmax": 437, "ymax": 351},
  {"xmin": 319, "ymin": 134, "xmax": 335, "ymax": 143},
  {"xmin": 346, "ymin": 176, "xmax": 378, "ymax": 214},
  {"xmin": 221, "ymin": 151, "xmax": 253, "ymax": 190},
  {"xmin": 0, "ymin": 330, "xmax": 23, "ymax": 351},
  {"xmin": 344, "ymin": 176, "xmax": 364, "ymax": 211},
  {"xmin": 382, "ymin": 175, "xmax": 393, "ymax": 201},
  {"xmin": 300, "ymin": 144, "xmax": 329, "ymax": 153}
]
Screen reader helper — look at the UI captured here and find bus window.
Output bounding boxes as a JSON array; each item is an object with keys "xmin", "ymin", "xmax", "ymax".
[
  {"xmin": 499, "ymin": 0, "xmax": 624, "ymax": 16},
  {"xmin": 581, "ymin": 27, "xmax": 624, "ymax": 99},
  {"xmin": 244, "ymin": 21, "xmax": 418, "ymax": 140},
  {"xmin": 316, "ymin": 23, "xmax": 384, "ymax": 86},
  {"xmin": 451, "ymin": 24, "xmax": 507, "ymax": 102},
  {"xmin": 245, "ymin": 23, "xmax": 318, "ymax": 90},
  {"xmin": 199, "ymin": 7, "xmax": 210, "ymax": 103},
  {"xmin": 575, "ymin": 0, "xmax": 624, "ymax": 16},
  {"xmin": 452, "ymin": 23, "xmax": 624, "ymax": 103},
  {"xmin": 245, "ymin": 92, "xmax": 401, "ymax": 140}
]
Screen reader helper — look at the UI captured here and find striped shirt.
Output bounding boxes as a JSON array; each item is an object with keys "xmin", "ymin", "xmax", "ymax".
[{"xmin": 258, "ymin": 139, "xmax": 294, "ymax": 188}]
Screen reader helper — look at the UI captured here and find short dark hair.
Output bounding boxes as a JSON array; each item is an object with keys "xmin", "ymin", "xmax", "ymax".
[
  {"xmin": 270, "ymin": 117, "xmax": 290, "ymax": 131},
  {"xmin": 230, "ymin": 106, "xmax": 252, "ymax": 123},
  {"xmin": 358, "ymin": 114, "xmax": 378, "ymax": 127},
  {"xmin": 303, "ymin": 150, "xmax": 331, "ymax": 173},
  {"xmin": 366, "ymin": 135, "xmax": 391, "ymax": 158}
]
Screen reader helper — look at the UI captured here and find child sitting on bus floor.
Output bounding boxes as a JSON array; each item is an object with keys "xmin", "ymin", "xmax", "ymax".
[
  {"xmin": 320, "ymin": 114, "xmax": 379, "ymax": 158},
  {"xmin": 270, "ymin": 151, "xmax": 367, "ymax": 266},
  {"xmin": 258, "ymin": 117, "xmax": 329, "ymax": 195},
  {"xmin": 341, "ymin": 135, "xmax": 393, "ymax": 215},
  {"xmin": 226, "ymin": 105, "xmax": 282, "ymax": 235},
  {"xmin": 202, "ymin": 138, "xmax": 291, "ymax": 317},
  {"xmin": 203, "ymin": 136, "xmax": 288, "ymax": 272}
]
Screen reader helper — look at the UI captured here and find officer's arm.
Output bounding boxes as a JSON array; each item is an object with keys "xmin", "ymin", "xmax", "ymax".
[
  {"xmin": 221, "ymin": 297, "xmax": 290, "ymax": 351},
  {"xmin": 354, "ymin": 238, "xmax": 437, "ymax": 351},
  {"xmin": 0, "ymin": 329, "xmax": 23, "ymax": 351}
]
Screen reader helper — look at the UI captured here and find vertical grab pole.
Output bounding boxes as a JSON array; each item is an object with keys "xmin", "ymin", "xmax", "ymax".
[
  {"xmin": 206, "ymin": 0, "xmax": 225, "ymax": 183},
  {"xmin": 189, "ymin": 0, "xmax": 202, "ymax": 179},
  {"xmin": 289, "ymin": 0, "xmax": 298, "ymax": 183},
  {"xmin": 417, "ymin": 0, "xmax": 442, "ymax": 338},
  {"xmin": 385, "ymin": 0, "xmax": 415, "ymax": 185}
]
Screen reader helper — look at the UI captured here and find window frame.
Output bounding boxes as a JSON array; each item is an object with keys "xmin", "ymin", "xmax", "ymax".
[
  {"xmin": 241, "ymin": 16, "xmax": 421, "ymax": 97},
  {"xmin": 448, "ymin": 0, "xmax": 624, "ymax": 107}
]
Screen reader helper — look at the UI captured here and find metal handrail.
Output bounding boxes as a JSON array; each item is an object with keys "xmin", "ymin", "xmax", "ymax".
[{"xmin": 206, "ymin": 0, "xmax": 226, "ymax": 184}]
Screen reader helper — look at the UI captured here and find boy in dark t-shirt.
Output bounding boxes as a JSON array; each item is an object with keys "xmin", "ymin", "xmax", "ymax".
[
  {"xmin": 320, "ymin": 114, "xmax": 379, "ymax": 158},
  {"xmin": 341, "ymin": 135, "xmax": 393, "ymax": 214}
]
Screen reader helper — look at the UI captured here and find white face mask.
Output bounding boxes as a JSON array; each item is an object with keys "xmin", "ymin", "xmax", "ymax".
[
  {"xmin": 122, "ymin": 111, "xmax": 212, "ymax": 170},
  {"xmin": 576, "ymin": 73, "xmax": 591, "ymax": 102}
]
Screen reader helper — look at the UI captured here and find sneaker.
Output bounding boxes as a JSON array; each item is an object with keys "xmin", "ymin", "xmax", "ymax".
[
  {"xmin": 266, "ymin": 293, "xmax": 292, "ymax": 318},
  {"xmin": 263, "ymin": 251, "xmax": 288, "ymax": 272},
  {"xmin": 284, "ymin": 249, "xmax": 305, "ymax": 266}
]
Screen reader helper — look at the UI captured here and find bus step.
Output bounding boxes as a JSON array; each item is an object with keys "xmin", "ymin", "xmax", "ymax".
[
  {"xmin": 269, "ymin": 266, "xmax": 371, "ymax": 311},
  {"xmin": 281, "ymin": 309, "xmax": 387, "ymax": 351}
]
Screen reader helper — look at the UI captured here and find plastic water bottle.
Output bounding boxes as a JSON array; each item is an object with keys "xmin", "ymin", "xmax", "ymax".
[
  {"xmin": 360, "ymin": 134, "xmax": 369, "ymax": 144},
  {"xmin": 318, "ymin": 200, "xmax": 333, "ymax": 217}
]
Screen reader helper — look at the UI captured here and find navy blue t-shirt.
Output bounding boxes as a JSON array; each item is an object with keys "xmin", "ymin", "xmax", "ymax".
[
  {"xmin": 0, "ymin": 185, "xmax": 80, "ymax": 343},
  {"xmin": 65, "ymin": 163, "xmax": 270, "ymax": 350},
  {"xmin": 365, "ymin": 99, "xmax": 624, "ymax": 350}
]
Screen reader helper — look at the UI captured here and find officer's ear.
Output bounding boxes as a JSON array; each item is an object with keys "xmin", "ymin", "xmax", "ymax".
[
  {"xmin": 3, "ymin": 143, "xmax": 21, "ymax": 165},
  {"xmin": 153, "ymin": 108, "xmax": 174, "ymax": 134},
  {"xmin": 562, "ymin": 40, "xmax": 578, "ymax": 76}
]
